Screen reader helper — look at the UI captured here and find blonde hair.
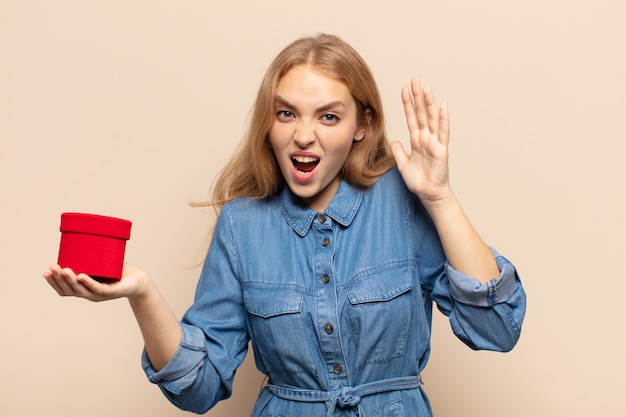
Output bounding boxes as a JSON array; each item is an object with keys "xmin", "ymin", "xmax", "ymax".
[{"xmin": 202, "ymin": 33, "xmax": 395, "ymax": 211}]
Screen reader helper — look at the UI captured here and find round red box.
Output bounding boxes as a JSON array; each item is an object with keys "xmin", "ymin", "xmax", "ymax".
[{"xmin": 57, "ymin": 212, "xmax": 132, "ymax": 280}]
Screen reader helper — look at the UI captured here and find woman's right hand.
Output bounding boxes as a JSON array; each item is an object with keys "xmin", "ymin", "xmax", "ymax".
[{"xmin": 43, "ymin": 263, "xmax": 152, "ymax": 302}]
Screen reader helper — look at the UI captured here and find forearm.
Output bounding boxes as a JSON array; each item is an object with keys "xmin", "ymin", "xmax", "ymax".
[
  {"xmin": 423, "ymin": 192, "xmax": 499, "ymax": 283},
  {"xmin": 128, "ymin": 281, "xmax": 183, "ymax": 371}
]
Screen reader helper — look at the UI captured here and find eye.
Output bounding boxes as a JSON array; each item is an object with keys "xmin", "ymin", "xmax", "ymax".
[
  {"xmin": 276, "ymin": 110, "xmax": 294, "ymax": 121},
  {"xmin": 320, "ymin": 114, "xmax": 339, "ymax": 124}
]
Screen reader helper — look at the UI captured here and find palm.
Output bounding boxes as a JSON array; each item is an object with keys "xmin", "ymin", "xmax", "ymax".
[
  {"xmin": 390, "ymin": 77, "xmax": 451, "ymax": 203},
  {"xmin": 44, "ymin": 263, "xmax": 150, "ymax": 302}
]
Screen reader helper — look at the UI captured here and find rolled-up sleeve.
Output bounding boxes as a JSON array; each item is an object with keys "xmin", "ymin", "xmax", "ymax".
[
  {"xmin": 142, "ymin": 324, "xmax": 207, "ymax": 395},
  {"xmin": 141, "ymin": 204, "xmax": 250, "ymax": 413},
  {"xmin": 432, "ymin": 249, "xmax": 526, "ymax": 352}
]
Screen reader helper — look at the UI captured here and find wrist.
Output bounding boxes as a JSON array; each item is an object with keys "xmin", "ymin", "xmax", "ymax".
[
  {"xmin": 127, "ymin": 273, "xmax": 156, "ymax": 304},
  {"xmin": 419, "ymin": 187, "xmax": 456, "ymax": 212}
]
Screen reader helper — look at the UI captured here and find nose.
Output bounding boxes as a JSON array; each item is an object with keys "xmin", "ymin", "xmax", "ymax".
[{"xmin": 293, "ymin": 119, "xmax": 316, "ymax": 147}]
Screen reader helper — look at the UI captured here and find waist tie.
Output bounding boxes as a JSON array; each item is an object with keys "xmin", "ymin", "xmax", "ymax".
[{"xmin": 267, "ymin": 375, "xmax": 422, "ymax": 417}]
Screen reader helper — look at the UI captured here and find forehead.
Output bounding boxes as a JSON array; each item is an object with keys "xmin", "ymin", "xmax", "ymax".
[{"xmin": 275, "ymin": 65, "xmax": 354, "ymax": 107}]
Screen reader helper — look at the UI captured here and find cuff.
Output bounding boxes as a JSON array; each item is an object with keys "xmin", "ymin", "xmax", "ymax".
[
  {"xmin": 142, "ymin": 324, "xmax": 207, "ymax": 395},
  {"xmin": 446, "ymin": 249, "xmax": 520, "ymax": 308}
]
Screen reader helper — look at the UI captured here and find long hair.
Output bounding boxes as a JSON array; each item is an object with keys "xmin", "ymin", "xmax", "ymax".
[{"xmin": 202, "ymin": 33, "xmax": 395, "ymax": 211}]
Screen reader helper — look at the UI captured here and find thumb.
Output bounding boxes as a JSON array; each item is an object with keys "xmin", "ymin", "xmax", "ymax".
[{"xmin": 390, "ymin": 141, "xmax": 408, "ymax": 168}]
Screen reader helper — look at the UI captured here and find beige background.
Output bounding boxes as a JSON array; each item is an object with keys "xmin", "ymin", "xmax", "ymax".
[{"xmin": 1, "ymin": 0, "xmax": 625, "ymax": 416}]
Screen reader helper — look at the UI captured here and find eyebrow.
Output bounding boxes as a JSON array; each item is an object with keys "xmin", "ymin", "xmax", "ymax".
[{"xmin": 274, "ymin": 95, "xmax": 346, "ymax": 113}]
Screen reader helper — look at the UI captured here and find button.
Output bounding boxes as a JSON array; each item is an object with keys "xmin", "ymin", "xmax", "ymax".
[
  {"xmin": 322, "ymin": 237, "xmax": 330, "ymax": 246},
  {"xmin": 321, "ymin": 274, "xmax": 330, "ymax": 284},
  {"xmin": 333, "ymin": 364, "xmax": 342, "ymax": 374},
  {"xmin": 318, "ymin": 215, "xmax": 327, "ymax": 224},
  {"xmin": 324, "ymin": 323, "xmax": 334, "ymax": 334}
]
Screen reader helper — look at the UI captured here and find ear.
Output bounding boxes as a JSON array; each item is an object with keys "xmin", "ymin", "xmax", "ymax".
[{"xmin": 354, "ymin": 108, "xmax": 372, "ymax": 142}]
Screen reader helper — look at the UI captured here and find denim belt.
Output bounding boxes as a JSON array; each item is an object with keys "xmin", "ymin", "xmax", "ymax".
[{"xmin": 266, "ymin": 375, "xmax": 422, "ymax": 417}]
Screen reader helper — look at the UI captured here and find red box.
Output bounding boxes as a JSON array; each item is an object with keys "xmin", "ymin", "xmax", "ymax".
[{"xmin": 57, "ymin": 212, "xmax": 132, "ymax": 280}]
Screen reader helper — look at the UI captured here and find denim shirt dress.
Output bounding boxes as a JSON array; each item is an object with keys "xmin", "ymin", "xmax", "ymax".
[{"xmin": 142, "ymin": 167, "xmax": 526, "ymax": 417}]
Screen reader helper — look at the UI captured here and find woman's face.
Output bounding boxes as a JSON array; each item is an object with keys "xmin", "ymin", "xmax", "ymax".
[{"xmin": 268, "ymin": 65, "xmax": 366, "ymax": 212}]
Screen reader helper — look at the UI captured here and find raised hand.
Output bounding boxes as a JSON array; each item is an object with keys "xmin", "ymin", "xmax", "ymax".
[
  {"xmin": 390, "ymin": 77, "xmax": 451, "ymax": 205},
  {"xmin": 390, "ymin": 77, "xmax": 500, "ymax": 281}
]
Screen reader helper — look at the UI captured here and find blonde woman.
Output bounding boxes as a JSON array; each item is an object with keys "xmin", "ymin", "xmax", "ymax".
[{"xmin": 45, "ymin": 34, "xmax": 526, "ymax": 417}]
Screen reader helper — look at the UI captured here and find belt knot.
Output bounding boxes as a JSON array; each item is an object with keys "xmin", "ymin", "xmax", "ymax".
[{"xmin": 333, "ymin": 385, "xmax": 361, "ymax": 408}]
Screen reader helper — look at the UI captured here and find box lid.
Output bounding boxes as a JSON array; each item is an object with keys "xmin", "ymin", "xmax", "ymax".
[{"xmin": 60, "ymin": 212, "xmax": 132, "ymax": 240}]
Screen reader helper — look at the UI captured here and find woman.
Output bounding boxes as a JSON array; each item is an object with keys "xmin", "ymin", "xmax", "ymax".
[{"xmin": 45, "ymin": 33, "xmax": 526, "ymax": 416}]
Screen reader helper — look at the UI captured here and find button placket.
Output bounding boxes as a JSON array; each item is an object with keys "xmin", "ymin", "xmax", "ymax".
[{"xmin": 311, "ymin": 214, "xmax": 348, "ymax": 384}]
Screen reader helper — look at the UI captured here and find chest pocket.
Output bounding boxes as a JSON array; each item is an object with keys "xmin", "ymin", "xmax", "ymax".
[
  {"xmin": 345, "ymin": 265, "xmax": 414, "ymax": 369},
  {"xmin": 243, "ymin": 284, "xmax": 317, "ymax": 377}
]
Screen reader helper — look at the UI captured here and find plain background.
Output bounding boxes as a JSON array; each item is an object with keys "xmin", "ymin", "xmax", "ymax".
[{"xmin": 1, "ymin": 1, "xmax": 625, "ymax": 416}]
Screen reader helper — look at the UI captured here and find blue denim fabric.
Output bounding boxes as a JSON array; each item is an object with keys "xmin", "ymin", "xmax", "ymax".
[{"xmin": 143, "ymin": 167, "xmax": 526, "ymax": 416}]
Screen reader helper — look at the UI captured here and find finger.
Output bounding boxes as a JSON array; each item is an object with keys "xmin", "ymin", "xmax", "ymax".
[
  {"xmin": 56, "ymin": 267, "xmax": 97, "ymax": 298},
  {"xmin": 60, "ymin": 267, "xmax": 82, "ymax": 288},
  {"xmin": 401, "ymin": 85, "xmax": 419, "ymax": 136},
  {"xmin": 46, "ymin": 264, "xmax": 79, "ymax": 296},
  {"xmin": 410, "ymin": 77, "xmax": 428, "ymax": 129},
  {"xmin": 75, "ymin": 273, "xmax": 114, "ymax": 295},
  {"xmin": 438, "ymin": 103, "xmax": 450, "ymax": 146},
  {"xmin": 43, "ymin": 270, "xmax": 68, "ymax": 296},
  {"xmin": 423, "ymin": 86, "xmax": 439, "ymax": 135}
]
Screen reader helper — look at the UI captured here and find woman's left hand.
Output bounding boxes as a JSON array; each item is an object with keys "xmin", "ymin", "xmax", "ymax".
[{"xmin": 390, "ymin": 77, "xmax": 451, "ymax": 204}]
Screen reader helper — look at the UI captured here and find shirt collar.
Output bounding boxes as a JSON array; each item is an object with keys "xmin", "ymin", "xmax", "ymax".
[{"xmin": 281, "ymin": 179, "xmax": 364, "ymax": 237}]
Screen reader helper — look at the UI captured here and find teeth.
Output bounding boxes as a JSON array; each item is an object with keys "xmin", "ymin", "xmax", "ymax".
[{"xmin": 292, "ymin": 156, "xmax": 319, "ymax": 163}]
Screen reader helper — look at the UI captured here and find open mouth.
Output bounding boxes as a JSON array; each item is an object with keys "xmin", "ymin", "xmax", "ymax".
[{"xmin": 292, "ymin": 155, "xmax": 319, "ymax": 173}]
